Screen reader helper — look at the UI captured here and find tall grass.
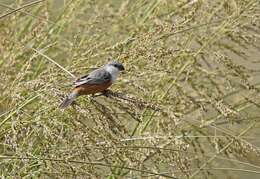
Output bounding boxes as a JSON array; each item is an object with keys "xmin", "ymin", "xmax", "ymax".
[{"xmin": 0, "ymin": 0, "xmax": 260, "ymax": 178}]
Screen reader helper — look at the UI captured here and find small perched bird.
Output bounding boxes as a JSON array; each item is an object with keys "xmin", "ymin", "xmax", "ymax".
[{"xmin": 59, "ymin": 61, "xmax": 125, "ymax": 108}]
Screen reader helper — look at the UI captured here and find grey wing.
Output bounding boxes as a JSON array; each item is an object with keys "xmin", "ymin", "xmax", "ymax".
[{"xmin": 74, "ymin": 68, "xmax": 111, "ymax": 87}]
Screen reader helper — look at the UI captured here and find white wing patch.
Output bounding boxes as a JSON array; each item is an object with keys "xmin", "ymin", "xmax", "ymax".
[{"xmin": 74, "ymin": 76, "xmax": 91, "ymax": 86}]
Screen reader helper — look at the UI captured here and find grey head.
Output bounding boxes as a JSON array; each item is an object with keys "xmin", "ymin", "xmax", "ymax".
[
  {"xmin": 104, "ymin": 61, "xmax": 124, "ymax": 82},
  {"xmin": 105, "ymin": 61, "xmax": 125, "ymax": 71}
]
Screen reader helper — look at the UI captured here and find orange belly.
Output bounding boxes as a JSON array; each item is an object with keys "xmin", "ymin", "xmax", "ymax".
[{"xmin": 73, "ymin": 81, "xmax": 112, "ymax": 95}]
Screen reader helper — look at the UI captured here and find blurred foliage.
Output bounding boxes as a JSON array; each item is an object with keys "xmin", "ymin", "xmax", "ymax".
[{"xmin": 0, "ymin": 0, "xmax": 260, "ymax": 178}]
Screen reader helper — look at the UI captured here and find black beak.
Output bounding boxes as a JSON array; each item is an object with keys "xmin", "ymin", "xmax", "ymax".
[{"xmin": 120, "ymin": 65, "xmax": 125, "ymax": 71}]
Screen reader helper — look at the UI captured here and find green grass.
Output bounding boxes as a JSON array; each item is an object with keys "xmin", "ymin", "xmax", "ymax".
[{"xmin": 0, "ymin": 0, "xmax": 260, "ymax": 178}]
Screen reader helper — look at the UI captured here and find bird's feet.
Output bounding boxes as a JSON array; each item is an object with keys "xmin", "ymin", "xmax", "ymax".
[{"xmin": 102, "ymin": 89, "xmax": 111, "ymax": 97}]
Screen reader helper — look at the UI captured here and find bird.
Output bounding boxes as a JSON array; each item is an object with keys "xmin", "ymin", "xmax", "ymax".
[{"xmin": 59, "ymin": 61, "xmax": 125, "ymax": 108}]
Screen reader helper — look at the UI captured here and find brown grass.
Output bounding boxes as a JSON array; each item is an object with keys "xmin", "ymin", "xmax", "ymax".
[{"xmin": 0, "ymin": 0, "xmax": 260, "ymax": 178}]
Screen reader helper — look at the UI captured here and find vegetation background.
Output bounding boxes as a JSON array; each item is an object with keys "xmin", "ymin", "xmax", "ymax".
[{"xmin": 0, "ymin": 0, "xmax": 260, "ymax": 178}]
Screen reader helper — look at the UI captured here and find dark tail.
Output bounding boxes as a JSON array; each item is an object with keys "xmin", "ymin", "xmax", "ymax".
[{"xmin": 59, "ymin": 92, "xmax": 79, "ymax": 109}]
